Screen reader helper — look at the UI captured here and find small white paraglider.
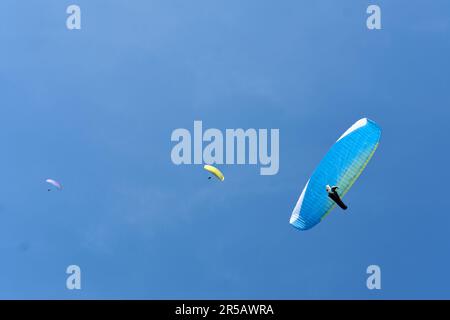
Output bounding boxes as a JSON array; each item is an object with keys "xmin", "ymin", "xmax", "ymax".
[{"xmin": 46, "ymin": 179, "xmax": 62, "ymax": 191}]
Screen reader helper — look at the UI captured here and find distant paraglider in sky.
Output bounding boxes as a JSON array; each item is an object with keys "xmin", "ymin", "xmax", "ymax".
[
  {"xmin": 46, "ymin": 179, "xmax": 62, "ymax": 191},
  {"xmin": 290, "ymin": 118, "xmax": 381, "ymax": 231},
  {"xmin": 203, "ymin": 165, "xmax": 224, "ymax": 181}
]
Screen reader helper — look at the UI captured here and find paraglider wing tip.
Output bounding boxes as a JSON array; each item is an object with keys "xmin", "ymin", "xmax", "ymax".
[{"xmin": 289, "ymin": 219, "xmax": 312, "ymax": 231}]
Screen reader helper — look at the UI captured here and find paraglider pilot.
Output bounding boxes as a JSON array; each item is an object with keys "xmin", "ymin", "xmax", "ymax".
[{"xmin": 326, "ymin": 185, "xmax": 348, "ymax": 210}]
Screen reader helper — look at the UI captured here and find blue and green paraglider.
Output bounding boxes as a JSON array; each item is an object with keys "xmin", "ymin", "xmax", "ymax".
[{"xmin": 290, "ymin": 118, "xmax": 381, "ymax": 231}]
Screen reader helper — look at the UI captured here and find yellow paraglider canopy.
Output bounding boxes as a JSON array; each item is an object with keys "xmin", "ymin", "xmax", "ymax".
[{"xmin": 204, "ymin": 165, "xmax": 224, "ymax": 181}]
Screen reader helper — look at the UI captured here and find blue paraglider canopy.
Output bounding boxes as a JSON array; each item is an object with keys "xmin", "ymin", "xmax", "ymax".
[{"xmin": 290, "ymin": 118, "xmax": 381, "ymax": 231}]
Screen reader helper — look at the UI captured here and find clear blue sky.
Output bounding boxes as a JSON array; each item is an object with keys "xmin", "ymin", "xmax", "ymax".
[{"xmin": 0, "ymin": 0, "xmax": 449, "ymax": 299}]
